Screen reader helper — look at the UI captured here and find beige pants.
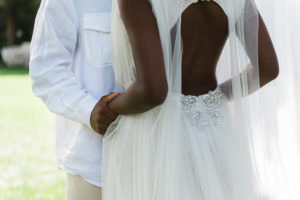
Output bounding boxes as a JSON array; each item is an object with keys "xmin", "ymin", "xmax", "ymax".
[{"xmin": 66, "ymin": 173, "xmax": 102, "ymax": 200}]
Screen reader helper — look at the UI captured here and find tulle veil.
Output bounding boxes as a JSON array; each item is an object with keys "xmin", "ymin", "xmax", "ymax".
[
  {"xmin": 102, "ymin": 0, "xmax": 300, "ymax": 199},
  {"xmin": 251, "ymin": 0, "xmax": 300, "ymax": 199}
]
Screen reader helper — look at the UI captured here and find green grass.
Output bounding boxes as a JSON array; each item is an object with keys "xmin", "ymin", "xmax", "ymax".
[{"xmin": 0, "ymin": 65, "xmax": 65, "ymax": 200}]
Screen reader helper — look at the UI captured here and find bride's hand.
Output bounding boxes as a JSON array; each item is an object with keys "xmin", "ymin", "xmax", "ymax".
[{"xmin": 90, "ymin": 93, "xmax": 120, "ymax": 135}]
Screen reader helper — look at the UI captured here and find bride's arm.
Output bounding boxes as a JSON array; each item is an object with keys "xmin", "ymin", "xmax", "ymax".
[
  {"xmin": 245, "ymin": 14, "xmax": 279, "ymax": 88},
  {"xmin": 220, "ymin": 14, "xmax": 279, "ymax": 100},
  {"xmin": 109, "ymin": 0, "xmax": 168, "ymax": 114}
]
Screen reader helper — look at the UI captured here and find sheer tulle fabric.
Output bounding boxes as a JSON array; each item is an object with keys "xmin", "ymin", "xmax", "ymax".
[
  {"xmin": 103, "ymin": 89, "xmax": 261, "ymax": 200},
  {"xmin": 102, "ymin": 0, "xmax": 295, "ymax": 199},
  {"xmin": 247, "ymin": 1, "xmax": 300, "ymax": 199}
]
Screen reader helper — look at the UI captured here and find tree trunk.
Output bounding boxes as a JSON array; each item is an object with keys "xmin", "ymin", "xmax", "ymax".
[{"xmin": 6, "ymin": 14, "xmax": 16, "ymax": 46}]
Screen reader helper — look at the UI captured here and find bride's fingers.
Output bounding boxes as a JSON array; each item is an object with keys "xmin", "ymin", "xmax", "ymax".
[{"xmin": 104, "ymin": 93, "xmax": 120, "ymax": 103}]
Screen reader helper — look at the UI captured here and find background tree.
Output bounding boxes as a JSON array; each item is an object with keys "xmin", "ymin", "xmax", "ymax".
[{"xmin": 0, "ymin": 0, "xmax": 41, "ymax": 47}]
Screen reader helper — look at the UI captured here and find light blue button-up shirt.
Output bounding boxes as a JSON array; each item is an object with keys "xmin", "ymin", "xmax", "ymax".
[{"xmin": 30, "ymin": 0, "xmax": 118, "ymax": 187}]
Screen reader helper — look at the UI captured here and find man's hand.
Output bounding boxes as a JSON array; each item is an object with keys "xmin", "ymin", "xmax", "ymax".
[{"xmin": 90, "ymin": 93, "xmax": 120, "ymax": 135}]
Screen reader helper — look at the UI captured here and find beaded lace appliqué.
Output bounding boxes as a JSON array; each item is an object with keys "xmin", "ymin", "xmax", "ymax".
[{"xmin": 182, "ymin": 90, "xmax": 225, "ymax": 127}]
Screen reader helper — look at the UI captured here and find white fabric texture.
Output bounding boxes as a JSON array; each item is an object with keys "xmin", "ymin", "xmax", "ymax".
[
  {"xmin": 30, "ymin": 0, "xmax": 118, "ymax": 187},
  {"xmin": 101, "ymin": 0, "xmax": 284, "ymax": 199},
  {"xmin": 249, "ymin": 1, "xmax": 300, "ymax": 199}
]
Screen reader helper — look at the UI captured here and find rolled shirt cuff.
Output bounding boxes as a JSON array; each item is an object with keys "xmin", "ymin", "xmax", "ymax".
[{"xmin": 79, "ymin": 95, "xmax": 99, "ymax": 129}]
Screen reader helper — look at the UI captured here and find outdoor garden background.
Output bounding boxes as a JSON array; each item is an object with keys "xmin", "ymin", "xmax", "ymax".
[
  {"xmin": 0, "ymin": 0, "xmax": 299, "ymax": 199},
  {"xmin": 0, "ymin": 0, "xmax": 65, "ymax": 199}
]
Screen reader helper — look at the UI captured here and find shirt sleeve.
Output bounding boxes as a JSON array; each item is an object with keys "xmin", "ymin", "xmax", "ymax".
[{"xmin": 29, "ymin": 0, "xmax": 98, "ymax": 129}]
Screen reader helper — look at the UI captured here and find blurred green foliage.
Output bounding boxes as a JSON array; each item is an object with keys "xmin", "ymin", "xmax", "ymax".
[{"xmin": 0, "ymin": 0, "xmax": 41, "ymax": 50}]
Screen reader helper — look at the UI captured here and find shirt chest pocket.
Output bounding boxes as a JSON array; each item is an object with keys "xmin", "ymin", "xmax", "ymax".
[{"xmin": 82, "ymin": 13, "xmax": 112, "ymax": 68}]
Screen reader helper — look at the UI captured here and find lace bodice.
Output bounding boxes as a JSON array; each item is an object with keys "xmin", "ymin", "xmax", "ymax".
[{"xmin": 181, "ymin": 89, "xmax": 226, "ymax": 127}]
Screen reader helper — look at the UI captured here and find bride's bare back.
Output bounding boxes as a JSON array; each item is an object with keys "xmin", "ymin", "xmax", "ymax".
[
  {"xmin": 109, "ymin": 0, "xmax": 278, "ymax": 115},
  {"xmin": 181, "ymin": 2, "xmax": 228, "ymax": 95}
]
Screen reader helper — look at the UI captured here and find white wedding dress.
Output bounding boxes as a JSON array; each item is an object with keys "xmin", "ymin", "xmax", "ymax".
[{"xmin": 102, "ymin": 0, "xmax": 267, "ymax": 199}]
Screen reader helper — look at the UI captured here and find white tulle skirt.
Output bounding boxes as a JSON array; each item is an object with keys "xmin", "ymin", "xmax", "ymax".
[{"xmin": 102, "ymin": 88, "xmax": 262, "ymax": 200}]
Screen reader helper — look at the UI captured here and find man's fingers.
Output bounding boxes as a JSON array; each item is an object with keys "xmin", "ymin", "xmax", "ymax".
[
  {"xmin": 97, "ymin": 124, "xmax": 108, "ymax": 135},
  {"xmin": 103, "ymin": 107, "xmax": 118, "ymax": 120},
  {"xmin": 94, "ymin": 124, "xmax": 104, "ymax": 135},
  {"xmin": 91, "ymin": 93, "xmax": 120, "ymax": 135},
  {"xmin": 99, "ymin": 106, "xmax": 118, "ymax": 121},
  {"xmin": 97, "ymin": 114, "xmax": 112, "ymax": 125}
]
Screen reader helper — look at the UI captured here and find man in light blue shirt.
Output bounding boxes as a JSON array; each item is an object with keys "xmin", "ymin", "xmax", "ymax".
[{"xmin": 30, "ymin": 0, "xmax": 118, "ymax": 198}]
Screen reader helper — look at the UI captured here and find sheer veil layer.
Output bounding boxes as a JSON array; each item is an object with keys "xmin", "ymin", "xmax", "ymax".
[{"xmin": 102, "ymin": 0, "xmax": 300, "ymax": 199}]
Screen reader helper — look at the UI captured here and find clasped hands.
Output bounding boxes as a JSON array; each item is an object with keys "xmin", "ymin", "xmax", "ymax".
[{"xmin": 90, "ymin": 93, "xmax": 120, "ymax": 135}]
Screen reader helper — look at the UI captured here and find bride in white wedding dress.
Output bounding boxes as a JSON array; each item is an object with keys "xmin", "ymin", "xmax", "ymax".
[{"xmin": 102, "ymin": 0, "xmax": 281, "ymax": 199}]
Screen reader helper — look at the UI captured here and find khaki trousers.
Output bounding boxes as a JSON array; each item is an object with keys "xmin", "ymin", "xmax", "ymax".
[{"xmin": 66, "ymin": 173, "xmax": 102, "ymax": 200}]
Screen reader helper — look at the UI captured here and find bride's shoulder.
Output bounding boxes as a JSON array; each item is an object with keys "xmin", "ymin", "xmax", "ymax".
[
  {"xmin": 117, "ymin": 0, "xmax": 157, "ymax": 28},
  {"xmin": 117, "ymin": 0, "xmax": 151, "ymax": 8},
  {"xmin": 117, "ymin": 0, "xmax": 153, "ymax": 16}
]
